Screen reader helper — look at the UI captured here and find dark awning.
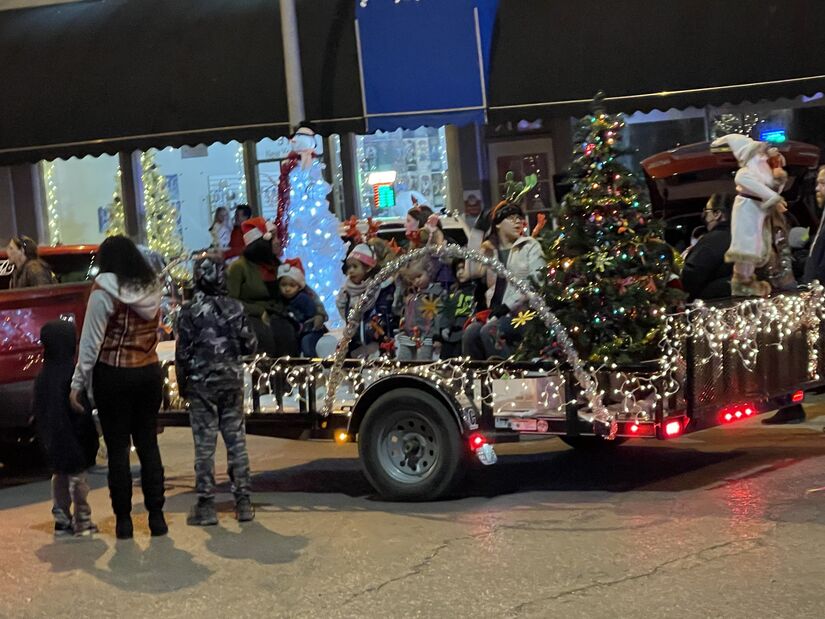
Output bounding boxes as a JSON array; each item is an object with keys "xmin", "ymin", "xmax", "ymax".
[
  {"xmin": 0, "ymin": 0, "xmax": 291, "ymax": 164},
  {"xmin": 488, "ymin": 0, "xmax": 825, "ymax": 123},
  {"xmin": 298, "ymin": 0, "xmax": 365, "ymax": 135}
]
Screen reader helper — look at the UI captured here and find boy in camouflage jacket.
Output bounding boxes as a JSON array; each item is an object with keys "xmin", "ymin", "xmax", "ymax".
[{"xmin": 176, "ymin": 253, "xmax": 258, "ymax": 525}]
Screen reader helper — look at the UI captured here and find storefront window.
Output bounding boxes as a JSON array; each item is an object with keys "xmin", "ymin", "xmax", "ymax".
[
  {"xmin": 149, "ymin": 141, "xmax": 247, "ymax": 253},
  {"xmin": 42, "ymin": 155, "xmax": 120, "ymax": 246},
  {"xmin": 354, "ymin": 126, "xmax": 449, "ymax": 219}
]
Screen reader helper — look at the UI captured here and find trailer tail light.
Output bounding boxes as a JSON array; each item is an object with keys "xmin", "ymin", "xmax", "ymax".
[
  {"xmin": 335, "ymin": 431, "xmax": 349, "ymax": 445},
  {"xmin": 720, "ymin": 403, "xmax": 756, "ymax": 425},
  {"xmin": 664, "ymin": 420, "xmax": 683, "ymax": 437},
  {"xmin": 792, "ymin": 390, "xmax": 805, "ymax": 403},
  {"xmin": 468, "ymin": 432, "xmax": 487, "ymax": 452},
  {"xmin": 630, "ymin": 424, "xmax": 639, "ymax": 434}
]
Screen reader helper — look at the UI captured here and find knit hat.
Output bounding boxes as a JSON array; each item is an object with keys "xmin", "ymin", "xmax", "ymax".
[
  {"xmin": 347, "ymin": 243, "xmax": 377, "ymax": 268},
  {"xmin": 277, "ymin": 258, "xmax": 306, "ymax": 288},
  {"xmin": 711, "ymin": 134, "xmax": 765, "ymax": 166},
  {"xmin": 491, "ymin": 201, "xmax": 524, "ymax": 226},
  {"xmin": 241, "ymin": 216, "xmax": 276, "ymax": 246}
]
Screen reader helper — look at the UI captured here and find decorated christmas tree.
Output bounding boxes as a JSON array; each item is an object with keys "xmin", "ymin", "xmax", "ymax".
[
  {"xmin": 141, "ymin": 150, "xmax": 185, "ymax": 265},
  {"xmin": 105, "ymin": 167, "xmax": 126, "ymax": 237},
  {"xmin": 520, "ymin": 97, "xmax": 683, "ymax": 364}
]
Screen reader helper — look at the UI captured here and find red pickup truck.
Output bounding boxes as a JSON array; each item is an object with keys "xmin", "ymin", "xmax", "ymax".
[{"xmin": 0, "ymin": 245, "xmax": 97, "ymax": 451}]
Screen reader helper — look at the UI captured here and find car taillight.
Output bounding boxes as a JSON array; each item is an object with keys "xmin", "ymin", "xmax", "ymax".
[{"xmin": 792, "ymin": 390, "xmax": 804, "ymax": 403}]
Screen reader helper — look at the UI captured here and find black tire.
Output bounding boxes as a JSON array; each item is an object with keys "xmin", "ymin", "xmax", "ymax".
[
  {"xmin": 559, "ymin": 436, "xmax": 629, "ymax": 450},
  {"xmin": 358, "ymin": 388, "xmax": 465, "ymax": 501}
]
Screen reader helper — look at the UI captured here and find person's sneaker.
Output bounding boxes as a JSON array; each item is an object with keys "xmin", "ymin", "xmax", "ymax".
[
  {"xmin": 235, "ymin": 497, "xmax": 255, "ymax": 522},
  {"xmin": 148, "ymin": 511, "xmax": 168, "ymax": 537},
  {"xmin": 74, "ymin": 522, "xmax": 99, "ymax": 537},
  {"xmin": 187, "ymin": 499, "xmax": 218, "ymax": 526},
  {"xmin": 115, "ymin": 515, "xmax": 134, "ymax": 540},
  {"xmin": 54, "ymin": 522, "xmax": 73, "ymax": 537},
  {"xmin": 762, "ymin": 404, "xmax": 806, "ymax": 425}
]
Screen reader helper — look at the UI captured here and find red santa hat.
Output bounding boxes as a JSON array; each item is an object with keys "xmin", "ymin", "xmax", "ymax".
[
  {"xmin": 711, "ymin": 134, "xmax": 765, "ymax": 166},
  {"xmin": 277, "ymin": 258, "xmax": 306, "ymax": 288},
  {"xmin": 241, "ymin": 216, "xmax": 277, "ymax": 246},
  {"xmin": 347, "ymin": 243, "xmax": 377, "ymax": 268}
]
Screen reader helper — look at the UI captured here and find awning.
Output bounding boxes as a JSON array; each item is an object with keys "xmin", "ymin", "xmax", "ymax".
[
  {"xmin": 297, "ymin": 0, "xmax": 365, "ymax": 135},
  {"xmin": 0, "ymin": 0, "xmax": 291, "ymax": 164},
  {"xmin": 355, "ymin": 0, "xmax": 497, "ymax": 132},
  {"xmin": 488, "ymin": 0, "xmax": 825, "ymax": 123}
]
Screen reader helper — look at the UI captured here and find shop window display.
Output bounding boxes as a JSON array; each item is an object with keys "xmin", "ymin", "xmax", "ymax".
[
  {"xmin": 150, "ymin": 141, "xmax": 247, "ymax": 253},
  {"xmin": 41, "ymin": 155, "xmax": 120, "ymax": 246},
  {"xmin": 355, "ymin": 127, "xmax": 449, "ymax": 219}
]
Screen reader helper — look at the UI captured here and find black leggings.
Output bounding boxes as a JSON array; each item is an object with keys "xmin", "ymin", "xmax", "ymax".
[{"xmin": 93, "ymin": 362, "xmax": 165, "ymax": 517}]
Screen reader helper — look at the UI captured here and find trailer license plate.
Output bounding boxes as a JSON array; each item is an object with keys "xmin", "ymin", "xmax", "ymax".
[{"xmin": 510, "ymin": 418, "xmax": 538, "ymax": 432}]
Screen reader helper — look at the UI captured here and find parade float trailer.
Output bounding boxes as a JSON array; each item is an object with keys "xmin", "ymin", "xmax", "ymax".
[{"xmin": 154, "ymin": 242, "xmax": 825, "ymax": 501}]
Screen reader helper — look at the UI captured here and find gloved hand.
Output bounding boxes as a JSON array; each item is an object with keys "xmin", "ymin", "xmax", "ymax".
[
  {"xmin": 489, "ymin": 304, "xmax": 510, "ymax": 319},
  {"xmin": 441, "ymin": 328, "xmax": 451, "ymax": 341}
]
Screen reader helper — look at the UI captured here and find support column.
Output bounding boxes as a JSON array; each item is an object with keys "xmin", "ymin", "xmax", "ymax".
[
  {"xmin": 119, "ymin": 152, "xmax": 143, "ymax": 243},
  {"xmin": 280, "ymin": 0, "xmax": 305, "ymax": 128}
]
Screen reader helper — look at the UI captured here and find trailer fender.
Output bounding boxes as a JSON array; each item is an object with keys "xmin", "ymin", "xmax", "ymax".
[{"xmin": 348, "ymin": 375, "xmax": 473, "ymax": 438}]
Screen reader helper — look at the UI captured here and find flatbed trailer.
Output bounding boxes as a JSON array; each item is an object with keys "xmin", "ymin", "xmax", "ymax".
[{"xmin": 159, "ymin": 281, "xmax": 825, "ymax": 501}]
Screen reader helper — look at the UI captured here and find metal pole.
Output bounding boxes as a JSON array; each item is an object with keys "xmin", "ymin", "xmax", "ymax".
[{"xmin": 280, "ymin": 0, "xmax": 305, "ymax": 128}]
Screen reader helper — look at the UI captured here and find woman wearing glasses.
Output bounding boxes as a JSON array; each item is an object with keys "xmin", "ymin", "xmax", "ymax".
[
  {"xmin": 6, "ymin": 235, "xmax": 56, "ymax": 288},
  {"xmin": 462, "ymin": 202, "xmax": 545, "ymax": 360}
]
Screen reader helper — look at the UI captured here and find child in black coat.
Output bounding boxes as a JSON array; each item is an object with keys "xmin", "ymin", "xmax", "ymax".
[{"xmin": 33, "ymin": 320, "xmax": 99, "ymax": 536}]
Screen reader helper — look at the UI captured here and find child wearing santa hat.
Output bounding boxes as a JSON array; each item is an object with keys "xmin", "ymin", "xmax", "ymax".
[
  {"xmin": 227, "ymin": 216, "xmax": 327, "ymax": 357},
  {"xmin": 278, "ymin": 258, "xmax": 326, "ymax": 357}
]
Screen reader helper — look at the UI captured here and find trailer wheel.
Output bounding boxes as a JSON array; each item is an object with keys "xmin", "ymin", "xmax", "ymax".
[
  {"xmin": 358, "ymin": 388, "xmax": 464, "ymax": 501},
  {"xmin": 559, "ymin": 436, "xmax": 629, "ymax": 450}
]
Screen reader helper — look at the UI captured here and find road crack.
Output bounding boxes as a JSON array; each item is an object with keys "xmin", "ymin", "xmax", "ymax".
[{"xmin": 507, "ymin": 537, "xmax": 766, "ymax": 616}]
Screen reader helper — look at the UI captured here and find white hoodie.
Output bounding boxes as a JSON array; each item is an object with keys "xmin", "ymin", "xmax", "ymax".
[{"xmin": 71, "ymin": 273, "xmax": 162, "ymax": 395}]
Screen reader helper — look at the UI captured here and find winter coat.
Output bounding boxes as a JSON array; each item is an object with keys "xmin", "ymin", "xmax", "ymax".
[
  {"xmin": 726, "ymin": 166, "xmax": 785, "ymax": 267},
  {"xmin": 401, "ymin": 281, "xmax": 445, "ymax": 340},
  {"xmin": 681, "ymin": 223, "xmax": 733, "ymax": 300},
  {"xmin": 176, "ymin": 293, "xmax": 257, "ymax": 395},
  {"xmin": 472, "ymin": 236, "xmax": 545, "ymax": 311},
  {"xmin": 34, "ymin": 320, "xmax": 98, "ymax": 474},
  {"xmin": 11, "ymin": 258, "xmax": 56, "ymax": 289},
  {"xmin": 71, "ymin": 273, "xmax": 162, "ymax": 399},
  {"xmin": 336, "ymin": 278, "xmax": 395, "ymax": 347},
  {"xmin": 227, "ymin": 256, "xmax": 327, "ymax": 322},
  {"xmin": 439, "ymin": 281, "xmax": 477, "ymax": 343},
  {"xmin": 210, "ymin": 221, "xmax": 232, "ymax": 249},
  {"xmin": 804, "ymin": 217, "xmax": 825, "ymax": 284},
  {"xmin": 284, "ymin": 290, "xmax": 319, "ymax": 333}
]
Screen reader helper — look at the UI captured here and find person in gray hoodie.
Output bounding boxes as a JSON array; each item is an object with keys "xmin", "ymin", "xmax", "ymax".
[{"xmin": 70, "ymin": 236, "xmax": 167, "ymax": 540}]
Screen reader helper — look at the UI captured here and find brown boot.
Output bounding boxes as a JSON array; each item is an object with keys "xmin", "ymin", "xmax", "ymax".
[{"xmin": 731, "ymin": 274, "xmax": 771, "ymax": 297}]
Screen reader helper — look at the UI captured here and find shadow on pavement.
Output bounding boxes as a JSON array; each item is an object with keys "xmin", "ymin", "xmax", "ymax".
[
  {"xmin": 37, "ymin": 536, "xmax": 213, "ymax": 593},
  {"xmin": 201, "ymin": 514, "xmax": 308, "ymax": 564}
]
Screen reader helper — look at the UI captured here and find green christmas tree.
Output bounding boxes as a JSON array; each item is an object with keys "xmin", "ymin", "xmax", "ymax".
[
  {"xmin": 520, "ymin": 97, "xmax": 684, "ymax": 365},
  {"xmin": 105, "ymin": 167, "xmax": 126, "ymax": 237},
  {"xmin": 141, "ymin": 150, "xmax": 185, "ymax": 265}
]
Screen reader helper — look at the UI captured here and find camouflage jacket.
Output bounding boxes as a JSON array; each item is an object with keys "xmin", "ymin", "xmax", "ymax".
[{"xmin": 175, "ymin": 291, "xmax": 257, "ymax": 394}]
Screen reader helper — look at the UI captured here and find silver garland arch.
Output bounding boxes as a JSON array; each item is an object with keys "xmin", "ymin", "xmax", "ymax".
[{"xmin": 323, "ymin": 243, "xmax": 616, "ymax": 437}]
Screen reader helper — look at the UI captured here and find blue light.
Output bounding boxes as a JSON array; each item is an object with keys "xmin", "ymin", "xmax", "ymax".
[{"xmin": 760, "ymin": 129, "xmax": 787, "ymax": 144}]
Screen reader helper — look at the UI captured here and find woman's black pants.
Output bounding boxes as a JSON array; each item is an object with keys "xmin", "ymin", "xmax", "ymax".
[{"xmin": 93, "ymin": 362, "xmax": 165, "ymax": 517}]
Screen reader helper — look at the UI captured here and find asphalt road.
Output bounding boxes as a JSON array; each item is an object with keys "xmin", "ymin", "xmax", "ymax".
[{"xmin": 2, "ymin": 401, "xmax": 825, "ymax": 618}]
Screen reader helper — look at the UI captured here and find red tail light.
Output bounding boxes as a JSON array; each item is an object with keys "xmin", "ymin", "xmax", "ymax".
[
  {"xmin": 630, "ymin": 424, "xmax": 639, "ymax": 434},
  {"xmin": 665, "ymin": 420, "xmax": 682, "ymax": 437},
  {"xmin": 468, "ymin": 432, "xmax": 487, "ymax": 452},
  {"xmin": 792, "ymin": 390, "xmax": 805, "ymax": 403}
]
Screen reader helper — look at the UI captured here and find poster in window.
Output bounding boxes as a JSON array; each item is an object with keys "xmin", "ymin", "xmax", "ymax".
[
  {"xmin": 164, "ymin": 174, "xmax": 183, "ymax": 232},
  {"xmin": 208, "ymin": 174, "xmax": 244, "ymax": 215},
  {"xmin": 404, "ymin": 140, "xmax": 417, "ymax": 171},
  {"xmin": 420, "ymin": 173, "xmax": 432, "ymax": 201},
  {"xmin": 415, "ymin": 139, "xmax": 429, "ymax": 164}
]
